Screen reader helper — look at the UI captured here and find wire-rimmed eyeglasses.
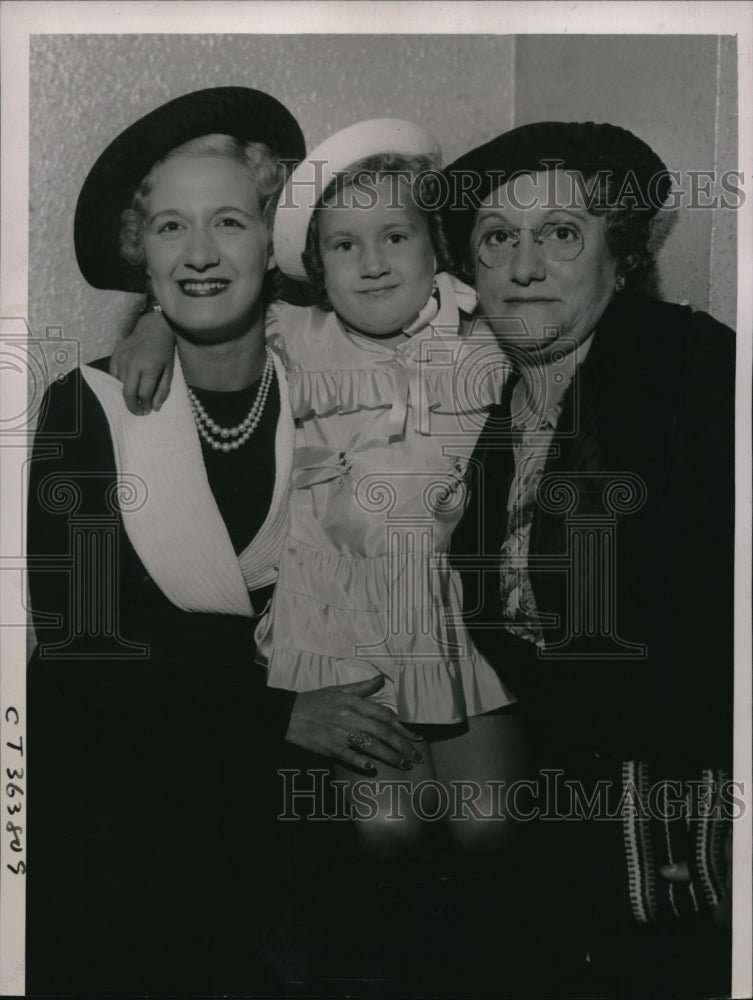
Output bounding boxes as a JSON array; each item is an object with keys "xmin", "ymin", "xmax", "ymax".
[{"xmin": 476, "ymin": 221, "xmax": 585, "ymax": 269}]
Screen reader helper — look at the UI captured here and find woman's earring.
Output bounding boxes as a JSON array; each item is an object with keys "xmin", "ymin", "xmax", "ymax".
[{"xmin": 615, "ymin": 275, "xmax": 626, "ymax": 292}]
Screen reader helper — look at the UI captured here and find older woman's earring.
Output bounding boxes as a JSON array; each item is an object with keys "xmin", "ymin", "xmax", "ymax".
[{"xmin": 615, "ymin": 275, "xmax": 626, "ymax": 292}]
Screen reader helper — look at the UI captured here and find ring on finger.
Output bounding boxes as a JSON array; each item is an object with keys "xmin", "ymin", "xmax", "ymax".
[{"xmin": 347, "ymin": 731, "xmax": 373, "ymax": 752}]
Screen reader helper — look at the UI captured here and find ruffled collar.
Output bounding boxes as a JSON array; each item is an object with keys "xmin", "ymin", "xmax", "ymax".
[{"xmin": 266, "ymin": 274, "xmax": 509, "ymax": 433}]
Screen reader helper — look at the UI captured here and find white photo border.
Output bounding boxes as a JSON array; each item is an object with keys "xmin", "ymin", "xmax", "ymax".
[{"xmin": 1, "ymin": 3, "xmax": 751, "ymax": 997}]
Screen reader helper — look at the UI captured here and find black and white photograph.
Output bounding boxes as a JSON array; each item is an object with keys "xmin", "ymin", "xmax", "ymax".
[{"xmin": 1, "ymin": 2, "xmax": 751, "ymax": 997}]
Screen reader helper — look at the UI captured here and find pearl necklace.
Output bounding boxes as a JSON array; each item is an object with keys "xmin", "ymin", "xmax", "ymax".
[{"xmin": 187, "ymin": 348, "xmax": 274, "ymax": 453}]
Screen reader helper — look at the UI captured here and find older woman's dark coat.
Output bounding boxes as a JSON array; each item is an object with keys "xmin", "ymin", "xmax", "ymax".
[
  {"xmin": 452, "ymin": 291, "xmax": 735, "ymax": 990},
  {"xmin": 455, "ymin": 292, "xmax": 735, "ymax": 768}
]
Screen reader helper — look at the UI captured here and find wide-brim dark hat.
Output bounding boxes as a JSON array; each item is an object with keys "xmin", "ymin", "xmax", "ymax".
[
  {"xmin": 443, "ymin": 121, "xmax": 670, "ymax": 251},
  {"xmin": 75, "ymin": 86, "xmax": 306, "ymax": 292}
]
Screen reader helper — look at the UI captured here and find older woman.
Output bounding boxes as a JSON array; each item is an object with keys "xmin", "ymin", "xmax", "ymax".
[
  {"xmin": 26, "ymin": 87, "xmax": 422, "ymax": 996},
  {"xmin": 447, "ymin": 122, "xmax": 734, "ymax": 995}
]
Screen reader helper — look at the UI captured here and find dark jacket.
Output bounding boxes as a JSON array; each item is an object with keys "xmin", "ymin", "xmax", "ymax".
[
  {"xmin": 26, "ymin": 359, "xmax": 296, "ymax": 995},
  {"xmin": 453, "ymin": 294, "xmax": 735, "ymax": 767}
]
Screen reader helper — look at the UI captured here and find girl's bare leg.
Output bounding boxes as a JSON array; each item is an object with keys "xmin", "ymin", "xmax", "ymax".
[
  {"xmin": 431, "ymin": 709, "xmax": 528, "ymax": 854},
  {"xmin": 334, "ymin": 752, "xmax": 437, "ymax": 860}
]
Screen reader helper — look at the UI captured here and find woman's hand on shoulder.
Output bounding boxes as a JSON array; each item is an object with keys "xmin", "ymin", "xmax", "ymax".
[
  {"xmin": 285, "ymin": 676, "xmax": 424, "ymax": 773},
  {"xmin": 109, "ymin": 309, "xmax": 176, "ymax": 415}
]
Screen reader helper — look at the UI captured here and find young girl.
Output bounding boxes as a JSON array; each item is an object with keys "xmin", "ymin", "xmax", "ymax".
[{"xmin": 113, "ymin": 119, "xmax": 526, "ymax": 858}]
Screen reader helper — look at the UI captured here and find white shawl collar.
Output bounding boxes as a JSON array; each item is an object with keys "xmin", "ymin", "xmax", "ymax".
[{"xmin": 81, "ymin": 353, "xmax": 263, "ymax": 617}]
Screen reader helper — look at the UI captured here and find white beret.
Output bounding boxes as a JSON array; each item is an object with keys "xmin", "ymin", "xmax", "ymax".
[{"xmin": 273, "ymin": 118, "xmax": 442, "ymax": 281}]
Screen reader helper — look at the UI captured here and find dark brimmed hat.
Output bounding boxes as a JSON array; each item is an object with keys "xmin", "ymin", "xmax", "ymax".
[
  {"xmin": 444, "ymin": 121, "xmax": 670, "ymax": 250},
  {"xmin": 74, "ymin": 86, "xmax": 306, "ymax": 292}
]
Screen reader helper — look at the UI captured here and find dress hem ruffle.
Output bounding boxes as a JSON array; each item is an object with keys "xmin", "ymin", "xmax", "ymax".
[{"xmin": 263, "ymin": 646, "xmax": 513, "ymax": 725}]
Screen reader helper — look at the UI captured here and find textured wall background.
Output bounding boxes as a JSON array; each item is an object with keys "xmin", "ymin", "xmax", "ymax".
[
  {"xmin": 29, "ymin": 33, "xmax": 515, "ymax": 361},
  {"xmin": 29, "ymin": 33, "xmax": 737, "ymax": 368}
]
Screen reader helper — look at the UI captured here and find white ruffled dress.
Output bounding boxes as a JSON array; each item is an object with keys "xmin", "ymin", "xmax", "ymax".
[{"xmin": 256, "ymin": 273, "xmax": 515, "ymax": 723}]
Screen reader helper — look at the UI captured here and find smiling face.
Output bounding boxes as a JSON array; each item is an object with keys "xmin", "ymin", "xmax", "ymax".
[
  {"xmin": 317, "ymin": 176, "xmax": 436, "ymax": 338},
  {"xmin": 143, "ymin": 155, "xmax": 270, "ymax": 343},
  {"xmin": 471, "ymin": 171, "xmax": 618, "ymax": 362}
]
